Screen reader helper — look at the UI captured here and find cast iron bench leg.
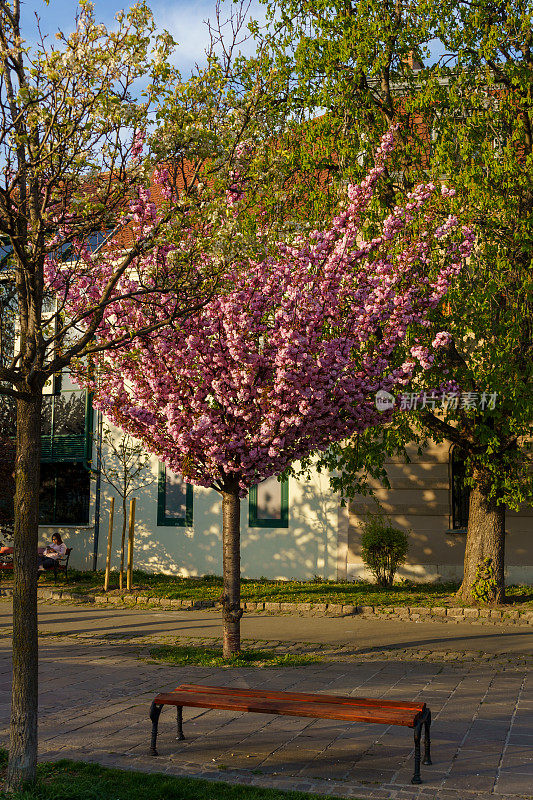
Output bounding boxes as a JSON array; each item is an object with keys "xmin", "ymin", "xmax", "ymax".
[
  {"xmin": 411, "ymin": 707, "xmax": 431, "ymax": 784},
  {"xmin": 411, "ymin": 720, "xmax": 422, "ymax": 784},
  {"xmin": 176, "ymin": 706, "xmax": 185, "ymax": 740},
  {"xmin": 149, "ymin": 702, "xmax": 163, "ymax": 756},
  {"xmin": 423, "ymin": 709, "xmax": 432, "ymax": 765}
]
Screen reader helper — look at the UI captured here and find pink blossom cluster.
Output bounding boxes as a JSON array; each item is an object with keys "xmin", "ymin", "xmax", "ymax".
[
  {"xmin": 67, "ymin": 131, "xmax": 474, "ymax": 496},
  {"xmin": 432, "ymin": 331, "xmax": 453, "ymax": 348},
  {"xmin": 226, "ymin": 140, "xmax": 252, "ymax": 207},
  {"xmin": 131, "ymin": 129, "xmax": 145, "ymax": 162},
  {"xmin": 153, "ymin": 166, "xmax": 173, "ymax": 200},
  {"xmin": 410, "ymin": 345, "xmax": 434, "ymax": 369},
  {"xmin": 226, "ymin": 184, "xmax": 244, "ymax": 207},
  {"xmin": 43, "ymin": 168, "xmax": 190, "ymax": 349}
]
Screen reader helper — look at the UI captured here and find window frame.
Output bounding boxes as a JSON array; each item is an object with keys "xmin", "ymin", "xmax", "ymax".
[
  {"xmin": 157, "ymin": 462, "xmax": 193, "ymax": 527},
  {"xmin": 249, "ymin": 477, "xmax": 289, "ymax": 528}
]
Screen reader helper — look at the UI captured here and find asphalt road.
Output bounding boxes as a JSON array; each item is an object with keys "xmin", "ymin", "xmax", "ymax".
[{"xmin": 0, "ymin": 600, "xmax": 531, "ymax": 655}]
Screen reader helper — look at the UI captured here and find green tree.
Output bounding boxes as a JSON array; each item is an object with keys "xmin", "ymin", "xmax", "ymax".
[
  {"xmin": 0, "ymin": 0, "xmax": 276, "ymax": 787},
  {"xmin": 254, "ymin": 0, "xmax": 533, "ymax": 603}
]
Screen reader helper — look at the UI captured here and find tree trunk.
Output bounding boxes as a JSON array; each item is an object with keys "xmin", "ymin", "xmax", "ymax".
[
  {"xmin": 119, "ymin": 497, "xmax": 127, "ymax": 590},
  {"xmin": 221, "ymin": 486, "xmax": 243, "ymax": 659},
  {"xmin": 458, "ymin": 468, "xmax": 506, "ymax": 604},
  {"xmin": 6, "ymin": 392, "xmax": 42, "ymax": 790}
]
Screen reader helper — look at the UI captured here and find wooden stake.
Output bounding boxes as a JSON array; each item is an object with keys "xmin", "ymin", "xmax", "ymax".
[
  {"xmin": 126, "ymin": 497, "xmax": 136, "ymax": 592},
  {"xmin": 104, "ymin": 497, "xmax": 114, "ymax": 592}
]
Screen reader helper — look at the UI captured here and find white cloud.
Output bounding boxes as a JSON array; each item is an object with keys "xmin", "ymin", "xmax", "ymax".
[{"xmin": 151, "ymin": 0, "xmax": 266, "ymax": 73}]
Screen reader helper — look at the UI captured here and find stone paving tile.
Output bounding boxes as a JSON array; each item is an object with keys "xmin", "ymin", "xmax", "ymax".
[
  {"xmin": 1, "ymin": 634, "xmax": 533, "ymax": 799},
  {"xmin": 501, "ymin": 750, "xmax": 533, "ymax": 769},
  {"xmin": 495, "ymin": 771, "xmax": 533, "ymax": 796},
  {"xmin": 441, "ymin": 770, "xmax": 500, "ymax": 792},
  {"xmin": 508, "ymin": 731, "xmax": 533, "ymax": 744}
]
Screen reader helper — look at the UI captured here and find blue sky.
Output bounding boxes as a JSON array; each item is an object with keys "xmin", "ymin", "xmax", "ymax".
[{"xmin": 21, "ymin": 0, "xmax": 263, "ymax": 75}]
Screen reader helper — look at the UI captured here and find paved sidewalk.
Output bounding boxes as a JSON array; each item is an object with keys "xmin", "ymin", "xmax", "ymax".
[
  {"xmin": 1, "ymin": 600, "xmax": 532, "ymax": 658},
  {"xmin": 0, "ymin": 601, "xmax": 532, "ymax": 800}
]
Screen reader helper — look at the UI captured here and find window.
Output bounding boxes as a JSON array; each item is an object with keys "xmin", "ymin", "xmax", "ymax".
[
  {"xmin": 41, "ymin": 380, "xmax": 92, "ymax": 462},
  {"xmin": 86, "ymin": 228, "xmax": 113, "ymax": 253},
  {"xmin": 450, "ymin": 447, "xmax": 470, "ymax": 530},
  {"xmin": 249, "ymin": 476, "xmax": 289, "ymax": 528},
  {"xmin": 157, "ymin": 463, "xmax": 193, "ymax": 526},
  {"xmin": 51, "ymin": 227, "xmax": 113, "ymax": 262},
  {"xmin": 39, "ymin": 462, "xmax": 90, "ymax": 524}
]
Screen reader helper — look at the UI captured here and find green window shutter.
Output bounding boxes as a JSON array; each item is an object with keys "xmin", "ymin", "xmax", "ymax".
[
  {"xmin": 41, "ymin": 435, "xmax": 87, "ymax": 462},
  {"xmin": 41, "ymin": 389, "xmax": 93, "ymax": 464},
  {"xmin": 157, "ymin": 462, "xmax": 193, "ymax": 527},
  {"xmin": 249, "ymin": 476, "xmax": 289, "ymax": 528}
]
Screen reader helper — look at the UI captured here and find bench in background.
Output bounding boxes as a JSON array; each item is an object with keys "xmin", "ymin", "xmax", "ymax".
[{"xmin": 0, "ymin": 546, "xmax": 72, "ymax": 581}]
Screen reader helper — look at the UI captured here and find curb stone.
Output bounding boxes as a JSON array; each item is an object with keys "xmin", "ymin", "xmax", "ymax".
[
  {"xmin": 2, "ymin": 585, "xmax": 531, "ymax": 625},
  {"xmin": 2, "ymin": 587, "xmax": 526, "ymax": 626}
]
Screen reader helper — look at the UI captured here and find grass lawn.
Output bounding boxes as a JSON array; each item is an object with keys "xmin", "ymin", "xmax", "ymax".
[
  {"xmin": 147, "ymin": 644, "xmax": 320, "ymax": 667},
  {"xmin": 0, "ymin": 751, "xmax": 354, "ymax": 800},
  {"xmin": 37, "ymin": 569, "xmax": 533, "ymax": 609}
]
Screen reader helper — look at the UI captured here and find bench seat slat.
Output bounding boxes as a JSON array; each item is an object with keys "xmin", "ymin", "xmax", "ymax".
[
  {"xmin": 175, "ymin": 683, "xmax": 425, "ymax": 713},
  {"xmin": 153, "ymin": 690, "xmax": 422, "ymax": 727}
]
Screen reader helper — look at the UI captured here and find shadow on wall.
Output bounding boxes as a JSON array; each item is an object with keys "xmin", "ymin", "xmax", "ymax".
[
  {"xmin": 92, "ymin": 483, "xmax": 223, "ymax": 577},
  {"xmin": 347, "ymin": 491, "xmax": 468, "ymax": 583},
  {"xmin": 64, "ymin": 466, "xmax": 340, "ymax": 581},
  {"xmin": 134, "ymin": 491, "xmax": 223, "ymax": 576},
  {"xmin": 241, "ymin": 475, "xmax": 339, "ymax": 581},
  {"xmin": 88, "ymin": 480, "xmax": 339, "ymax": 581}
]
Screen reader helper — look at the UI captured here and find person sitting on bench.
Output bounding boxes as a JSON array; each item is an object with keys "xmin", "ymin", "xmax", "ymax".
[{"xmin": 38, "ymin": 533, "xmax": 66, "ymax": 571}]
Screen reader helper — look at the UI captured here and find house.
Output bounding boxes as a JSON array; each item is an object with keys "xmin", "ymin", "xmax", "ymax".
[
  {"xmin": 33, "ymin": 382, "xmax": 342, "ymax": 580},
  {"xmin": 23, "ymin": 377, "xmax": 533, "ymax": 584},
  {"xmin": 344, "ymin": 441, "xmax": 533, "ymax": 586}
]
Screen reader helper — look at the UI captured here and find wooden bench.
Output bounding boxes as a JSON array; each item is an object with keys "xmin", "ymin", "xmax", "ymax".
[
  {"xmin": 149, "ymin": 683, "xmax": 432, "ymax": 785},
  {"xmin": 50, "ymin": 547, "xmax": 72, "ymax": 581},
  {"xmin": 0, "ymin": 547, "xmax": 72, "ymax": 581},
  {"xmin": 0, "ymin": 547, "xmax": 14, "ymax": 578}
]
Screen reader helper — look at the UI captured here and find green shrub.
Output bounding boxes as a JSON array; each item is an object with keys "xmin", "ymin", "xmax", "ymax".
[{"xmin": 360, "ymin": 514, "xmax": 409, "ymax": 588}]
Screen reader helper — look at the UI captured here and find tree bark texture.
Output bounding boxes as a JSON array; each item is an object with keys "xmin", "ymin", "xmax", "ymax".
[
  {"xmin": 458, "ymin": 468, "xmax": 506, "ymax": 604},
  {"xmin": 221, "ymin": 487, "xmax": 243, "ymax": 659},
  {"xmin": 6, "ymin": 393, "xmax": 42, "ymax": 789}
]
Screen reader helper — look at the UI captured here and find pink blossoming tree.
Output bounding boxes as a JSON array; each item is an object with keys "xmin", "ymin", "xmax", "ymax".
[{"xmin": 75, "ymin": 131, "xmax": 474, "ymax": 657}]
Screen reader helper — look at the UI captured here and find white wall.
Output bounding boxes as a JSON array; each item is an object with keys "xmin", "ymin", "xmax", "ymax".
[{"xmin": 45, "ymin": 427, "xmax": 341, "ymax": 581}]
